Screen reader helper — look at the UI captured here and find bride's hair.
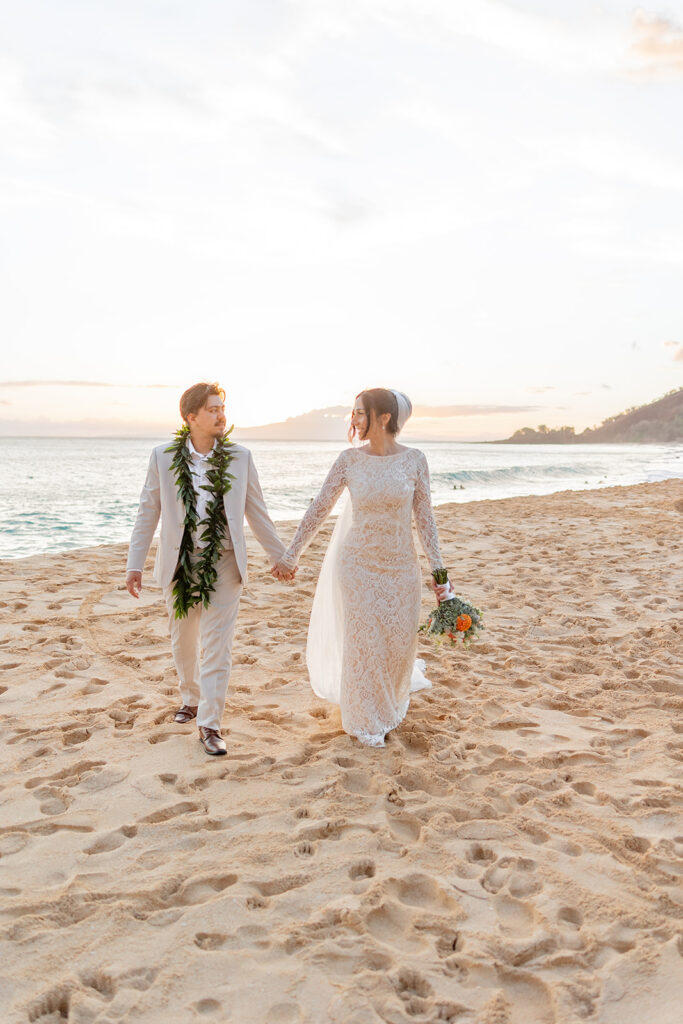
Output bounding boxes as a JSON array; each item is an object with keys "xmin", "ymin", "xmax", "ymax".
[{"xmin": 349, "ymin": 388, "xmax": 399, "ymax": 442}]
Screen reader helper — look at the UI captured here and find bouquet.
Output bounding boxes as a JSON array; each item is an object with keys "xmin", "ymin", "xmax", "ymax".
[{"xmin": 419, "ymin": 569, "xmax": 485, "ymax": 648}]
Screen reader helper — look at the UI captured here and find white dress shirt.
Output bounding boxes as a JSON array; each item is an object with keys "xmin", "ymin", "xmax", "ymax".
[{"xmin": 187, "ymin": 438, "xmax": 232, "ymax": 551}]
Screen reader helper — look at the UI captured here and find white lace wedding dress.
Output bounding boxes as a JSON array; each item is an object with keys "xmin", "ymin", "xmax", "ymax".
[{"xmin": 280, "ymin": 446, "xmax": 444, "ymax": 746}]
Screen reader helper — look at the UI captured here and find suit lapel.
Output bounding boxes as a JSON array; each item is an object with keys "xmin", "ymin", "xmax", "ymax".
[{"xmin": 224, "ymin": 446, "xmax": 247, "ymax": 516}]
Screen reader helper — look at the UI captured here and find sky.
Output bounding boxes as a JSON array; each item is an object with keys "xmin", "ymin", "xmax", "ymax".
[{"xmin": 1, "ymin": 0, "xmax": 682, "ymax": 440}]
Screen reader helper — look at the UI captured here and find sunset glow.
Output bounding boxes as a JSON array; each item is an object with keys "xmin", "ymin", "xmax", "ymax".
[{"xmin": 2, "ymin": 1, "xmax": 682, "ymax": 438}]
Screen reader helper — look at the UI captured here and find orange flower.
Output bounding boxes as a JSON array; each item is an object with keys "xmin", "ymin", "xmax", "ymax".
[
  {"xmin": 456, "ymin": 614, "xmax": 472, "ymax": 632},
  {"xmin": 446, "ymin": 631, "xmax": 455, "ymax": 641}
]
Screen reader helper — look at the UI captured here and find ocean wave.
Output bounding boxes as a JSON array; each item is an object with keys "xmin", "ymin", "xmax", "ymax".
[
  {"xmin": 435, "ymin": 463, "xmax": 600, "ymax": 485},
  {"xmin": 646, "ymin": 469, "xmax": 682, "ymax": 483}
]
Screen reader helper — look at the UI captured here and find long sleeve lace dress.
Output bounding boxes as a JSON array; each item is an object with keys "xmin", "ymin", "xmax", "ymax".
[{"xmin": 280, "ymin": 446, "xmax": 444, "ymax": 746}]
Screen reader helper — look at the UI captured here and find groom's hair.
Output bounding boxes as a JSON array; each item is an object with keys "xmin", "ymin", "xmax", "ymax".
[
  {"xmin": 349, "ymin": 388, "xmax": 399, "ymax": 442},
  {"xmin": 180, "ymin": 382, "xmax": 226, "ymax": 423}
]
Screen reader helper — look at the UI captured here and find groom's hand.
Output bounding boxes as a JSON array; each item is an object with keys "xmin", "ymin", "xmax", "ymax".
[
  {"xmin": 126, "ymin": 571, "xmax": 142, "ymax": 598},
  {"xmin": 271, "ymin": 562, "xmax": 296, "ymax": 582}
]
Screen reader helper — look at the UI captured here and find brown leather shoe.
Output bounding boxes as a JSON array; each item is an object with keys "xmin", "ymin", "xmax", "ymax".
[
  {"xmin": 199, "ymin": 727, "xmax": 227, "ymax": 756},
  {"xmin": 174, "ymin": 705, "xmax": 198, "ymax": 724}
]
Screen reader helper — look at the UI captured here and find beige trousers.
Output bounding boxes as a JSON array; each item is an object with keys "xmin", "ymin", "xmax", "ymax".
[{"xmin": 163, "ymin": 550, "xmax": 243, "ymax": 730}]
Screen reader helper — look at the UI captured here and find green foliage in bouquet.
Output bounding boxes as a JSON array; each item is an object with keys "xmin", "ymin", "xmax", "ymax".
[{"xmin": 420, "ymin": 587, "xmax": 485, "ymax": 648}]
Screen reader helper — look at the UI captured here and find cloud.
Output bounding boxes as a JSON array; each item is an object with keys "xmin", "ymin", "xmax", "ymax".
[
  {"xmin": 630, "ymin": 12, "xmax": 683, "ymax": 77},
  {"xmin": 0, "ymin": 380, "xmax": 177, "ymax": 388},
  {"xmin": 0, "ymin": 380, "xmax": 112, "ymax": 388},
  {"xmin": 565, "ymin": 133, "xmax": 683, "ymax": 193},
  {"xmin": 412, "ymin": 405, "xmax": 541, "ymax": 417},
  {"xmin": 325, "ymin": 197, "xmax": 374, "ymax": 227},
  {"xmin": 0, "ymin": 416, "xmax": 173, "ymax": 437},
  {"xmin": 363, "ymin": 0, "xmax": 623, "ymax": 77},
  {"xmin": 674, "ymin": 347, "xmax": 683, "ymax": 362},
  {"xmin": 528, "ymin": 386, "xmax": 555, "ymax": 394}
]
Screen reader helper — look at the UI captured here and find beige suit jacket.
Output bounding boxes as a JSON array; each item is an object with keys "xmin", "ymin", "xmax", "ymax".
[{"xmin": 126, "ymin": 441, "xmax": 285, "ymax": 588}]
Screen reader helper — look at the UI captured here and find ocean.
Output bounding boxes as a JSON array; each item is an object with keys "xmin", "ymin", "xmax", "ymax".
[{"xmin": 0, "ymin": 438, "xmax": 681, "ymax": 560}]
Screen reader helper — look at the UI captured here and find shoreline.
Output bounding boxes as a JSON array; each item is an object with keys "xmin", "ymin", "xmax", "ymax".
[
  {"xmin": 1, "ymin": 478, "xmax": 681, "ymax": 1022},
  {"xmin": 2, "ymin": 478, "xmax": 681, "ymax": 565}
]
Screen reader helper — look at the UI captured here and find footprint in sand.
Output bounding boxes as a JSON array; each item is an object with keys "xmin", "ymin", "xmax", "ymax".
[
  {"xmin": 147, "ymin": 729, "xmax": 179, "ymax": 745},
  {"xmin": 495, "ymin": 894, "xmax": 536, "ymax": 935},
  {"xmin": 0, "ymin": 834, "xmax": 29, "ymax": 857},
  {"xmin": 349, "ymin": 859, "xmax": 376, "ymax": 880},
  {"xmin": 25, "ymin": 759, "xmax": 106, "ymax": 790},
  {"xmin": 384, "ymin": 873, "xmax": 462, "ymax": 916},
  {"xmin": 175, "ymin": 874, "xmax": 238, "ymax": 906},
  {"xmin": 191, "ymin": 998, "xmax": 223, "ymax": 1016},
  {"xmin": 549, "ymin": 837, "xmax": 583, "ymax": 857},
  {"xmin": 557, "ymin": 905, "xmax": 583, "ymax": 928},
  {"xmin": 246, "ymin": 895, "xmax": 269, "ymax": 910},
  {"xmin": 61, "ymin": 725, "xmax": 91, "ymax": 747},
  {"xmin": 194, "ymin": 932, "xmax": 229, "ymax": 951},
  {"xmin": 79, "ymin": 969, "xmax": 116, "ymax": 1000},
  {"xmin": 27, "ymin": 987, "xmax": 71, "ymax": 1022},
  {"xmin": 234, "ymin": 653, "xmax": 257, "ymax": 665},
  {"xmin": 333, "ymin": 755, "xmax": 359, "ymax": 768},
  {"xmin": 386, "ymin": 810, "xmax": 422, "ymax": 843},
  {"xmin": 40, "ymin": 683, "xmax": 67, "ymax": 695},
  {"xmin": 264, "ymin": 1004, "xmax": 303, "ymax": 1024},
  {"xmin": 85, "ymin": 825, "xmax": 138, "ymax": 855},
  {"xmin": 364, "ymin": 900, "xmax": 429, "ymax": 953},
  {"xmin": 466, "ymin": 843, "xmax": 497, "ymax": 865},
  {"xmin": 394, "ymin": 967, "xmax": 434, "ymax": 1015},
  {"xmin": 109, "ymin": 709, "xmax": 135, "ymax": 730},
  {"xmin": 480, "ymin": 856, "xmax": 542, "ymax": 897},
  {"xmin": 140, "ymin": 801, "xmax": 201, "ymax": 824},
  {"xmin": 32, "ymin": 787, "xmax": 71, "ymax": 815},
  {"xmin": 253, "ymin": 874, "xmax": 310, "ymax": 898}
]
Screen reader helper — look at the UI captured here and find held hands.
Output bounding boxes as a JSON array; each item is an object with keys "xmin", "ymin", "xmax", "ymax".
[
  {"xmin": 126, "ymin": 571, "xmax": 142, "ymax": 598},
  {"xmin": 271, "ymin": 561, "xmax": 297, "ymax": 582}
]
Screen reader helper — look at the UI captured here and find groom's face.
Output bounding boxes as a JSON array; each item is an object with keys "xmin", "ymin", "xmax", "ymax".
[{"xmin": 190, "ymin": 395, "xmax": 227, "ymax": 436}]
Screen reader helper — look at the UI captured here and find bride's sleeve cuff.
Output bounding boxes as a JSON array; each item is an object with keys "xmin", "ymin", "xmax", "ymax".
[{"xmin": 279, "ymin": 550, "xmax": 298, "ymax": 571}]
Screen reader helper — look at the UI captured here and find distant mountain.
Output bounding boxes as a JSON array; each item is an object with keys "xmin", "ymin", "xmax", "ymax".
[
  {"xmin": 498, "ymin": 388, "xmax": 683, "ymax": 444},
  {"xmin": 233, "ymin": 402, "xmax": 542, "ymax": 442},
  {"xmin": 234, "ymin": 406, "xmax": 349, "ymax": 441}
]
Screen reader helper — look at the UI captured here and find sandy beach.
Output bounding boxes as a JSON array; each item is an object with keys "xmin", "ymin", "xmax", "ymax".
[{"xmin": 0, "ymin": 479, "xmax": 681, "ymax": 1024}]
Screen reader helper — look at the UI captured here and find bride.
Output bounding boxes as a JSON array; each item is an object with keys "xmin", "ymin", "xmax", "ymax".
[{"xmin": 273, "ymin": 388, "xmax": 452, "ymax": 747}]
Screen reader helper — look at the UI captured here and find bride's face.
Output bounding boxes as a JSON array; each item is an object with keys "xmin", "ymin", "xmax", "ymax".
[{"xmin": 351, "ymin": 402, "xmax": 369, "ymax": 439}]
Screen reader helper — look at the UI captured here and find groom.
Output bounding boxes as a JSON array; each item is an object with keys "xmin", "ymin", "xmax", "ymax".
[{"xmin": 126, "ymin": 382, "xmax": 290, "ymax": 756}]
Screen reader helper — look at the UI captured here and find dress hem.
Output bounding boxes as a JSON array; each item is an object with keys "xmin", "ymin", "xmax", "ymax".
[{"xmin": 346, "ymin": 696, "xmax": 411, "ymax": 747}]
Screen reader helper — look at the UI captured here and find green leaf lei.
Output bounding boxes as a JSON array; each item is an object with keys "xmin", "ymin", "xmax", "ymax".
[{"xmin": 165, "ymin": 424, "xmax": 235, "ymax": 619}]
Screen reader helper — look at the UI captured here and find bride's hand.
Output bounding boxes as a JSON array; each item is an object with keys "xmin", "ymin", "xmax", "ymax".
[
  {"xmin": 429, "ymin": 577, "xmax": 454, "ymax": 604},
  {"xmin": 272, "ymin": 561, "xmax": 297, "ymax": 582}
]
